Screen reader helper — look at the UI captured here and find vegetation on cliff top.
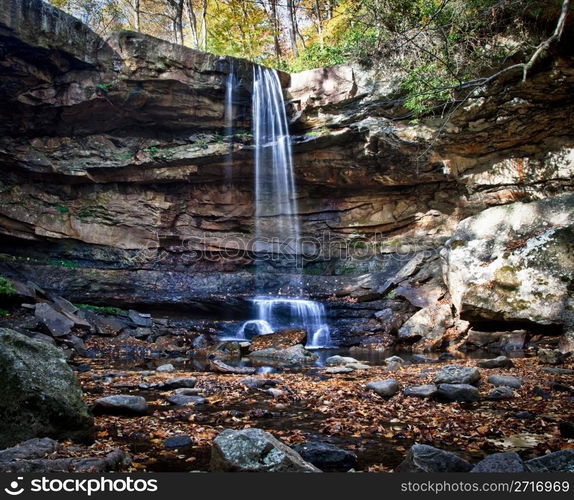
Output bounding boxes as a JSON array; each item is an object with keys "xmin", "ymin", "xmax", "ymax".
[{"xmin": 47, "ymin": 0, "xmax": 569, "ymax": 117}]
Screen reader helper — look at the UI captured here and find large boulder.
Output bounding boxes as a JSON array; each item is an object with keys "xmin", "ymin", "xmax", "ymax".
[
  {"xmin": 471, "ymin": 452, "xmax": 526, "ymax": 472},
  {"xmin": 0, "ymin": 328, "xmax": 93, "ymax": 448},
  {"xmin": 397, "ymin": 304, "xmax": 454, "ymax": 349},
  {"xmin": 210, "ymin": 428, "xmax": 320, "ymax": 472},
  {"xmin": 292, "ymin": 441, "xmax": 357, "ymax": 471},
  {"xmin": 434, "ymin": 365, "xmax": 481, "ymax": 385},
  {"xmin": 441, "ymin": 194, "xmax": 574, "ymax": 351},
  {"xmin": 395, "ymin": 444, "xmax": 472, "ymax": 472},
  {"xmin": 525, "ymin": 449, "xmax": 574, "ymax": 472}
]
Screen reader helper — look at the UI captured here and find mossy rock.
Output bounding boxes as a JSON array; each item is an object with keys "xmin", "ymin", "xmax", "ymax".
[{"xmin": 0, "ymin": 328, "xmax": 94, "ymax": 448}]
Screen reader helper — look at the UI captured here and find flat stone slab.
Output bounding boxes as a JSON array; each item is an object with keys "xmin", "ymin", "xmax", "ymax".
[{"xmin": 92, "ymin": 395, "xmax": 148, "ymax": 416}]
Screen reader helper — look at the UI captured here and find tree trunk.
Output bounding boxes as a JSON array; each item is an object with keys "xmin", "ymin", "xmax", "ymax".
[
  {"xmin": 186, "ymin": 0, "xmax": 199, "ymax": 48},
  {"xmin": 270, "ymin": 0, "xmax": 282, "ymax": 64},
  {"xmin": 287, "ymin": 0, "xmax": 299, "ymax": 56},
  {"xmin": 314, "ymin": 0, "xmax": 323, "ymax": 47},
  {"xmin": 201, "ymin": 0, "xmax": 208, "ymax": 50},
  {"xmin": 133, "ymin": 0, "xmax": 140, "ymax": 32}
]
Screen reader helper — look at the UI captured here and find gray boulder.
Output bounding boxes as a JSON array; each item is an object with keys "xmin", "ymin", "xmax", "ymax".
[
  {"xmin": 403, "ymin": 384, "xmax": 438, "ymax": 398},
  {"xmin": 525, "ymin": 449, "xmax": 574, "ymax": 472},
  {"xmin": 210, "ymin": 428, "xmax": 320, "ymax": 472},
  {"xmin": 437, "ymin": 384, "xmax": 480, "ymax": 402},
  {"xmin": 366, "ymin": 379, "xmax": 399, "ymax": 398},
  {"xmin": 292, "ymin": 441, "xmax": 357, "ymax": 471},
  {"xmin": 92, "ymin": 395, "xmax": 147, "ymax": 416},
  {"xmin": 325, "ymin": 355, "xmax": 358, "ymax": 366},
  {"xmin": 471, "ymin": 452, "xmax": 526, "ymax": 472},
  {"xmin": 156, "ymin": 363, "xmax": 175, "ymax": 373},
  {"xmin": 160, "ymin": 377, "xmax": 197, "ymax": 389},
  {"xmin": 487, "ymin": 374, "xmax": 522, "ymax": 388},
  {"xmin": 434, "ymin": 365, "xmax": 481, "ymax": 385},
  {"xmin": 487, "ymin": 386, "xmax": 515, "ymax": 400},
  {"xmin": 166, "ymin": 395, "xmax": 206, "ymax": 406},
  {"xmin": 395, "ymin": 444, "xmax": 472, "ymax": 472},
  {"xmin": 34, "ymin": 303, "xmax": 74, "ymax": 337},
  {"xmin": 0, "ymin": 328, "xmax": 93, "ymax": 448},
  {"xmin": 477, "ymin": 356, "xmax": 514, "ymax": 369}
]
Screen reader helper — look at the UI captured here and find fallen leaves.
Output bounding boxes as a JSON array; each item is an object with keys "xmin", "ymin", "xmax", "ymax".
[{"xmin": 75, "ymin": 355, "xmax": 574, "ymax": 472}]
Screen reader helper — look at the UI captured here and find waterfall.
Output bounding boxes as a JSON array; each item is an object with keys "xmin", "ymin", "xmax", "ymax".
[
  {"xmin": 224, "ymin": 64, "xmax": 236, "ymax": 183},
  {"xmin": 252, "ymin": 65, "xmax": 300, "ymax": 273},
  {"xmin": 233, "ymin": 65, "xmax": 331, "ymax": 349}
]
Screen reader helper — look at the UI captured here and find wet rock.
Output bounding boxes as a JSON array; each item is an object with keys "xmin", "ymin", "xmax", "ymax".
[
  {"xmin": 0, "ymin": 438, "xmax": 59, "ymax": 462},
  {"xmin": 346, "ymin": 362, "xmax": 370, "ymax": 370},
  {"xmin": 160, "ymin": 377, "xmax": 197, "ymax": 389},
  {"xmin": 293, "ymin": 441, "xmax": 357, "ymax": 471},
  {"xmin": 559, "ymin": 421, "xmax": 574, "ymax": 438},
  {"xmin": 325, "ymin": 355, "xmax": 359, "ymax": 366},
  {"xmin": 249, "ymin": 344, "xmax": 317, "ymax": 366},
  {"xmin": 538, "ymin": 349, "xmax": 567, "ymax": 365},
  {"xmin": 92, "ymin": 395, "xmax": 148, "ymax": 416},
  {"xmin": 89, "ymin": 314, "xmax": 127, "ymax": 336},
  {"xmin": 395, "ymin": 444, "xmax": 472, "ymax": 472},
  {"xmin": 411, "ymin": 354, "xmax": 437, "ymax": 364},
  {"xmin": 129, "ymin": 327, "xmax": 152, "ymax": 339},
  {"xmin": 209, "ymin": 357, "xmax": 256, "ymax": 374},
  {"xmin": 0, "ymin": 439, "xmax": 129, "ymax": 473},
  {"xmin": 166, "ymin": 395, "xmax": 206, "ymax": 406},
  {"xmin": 471, "ymin": 452, "xmax": 526, "ymax": 472},
  {"xmin": 34, "ymin": 303, "xmax": 74, "ymax": 337},
  {"xmin": 434, "ymin": 365, "xmax": 481, "ymax": 385},
  {"xmin": 366, "ymin": 379, "xmax": 399, "ymax": 398},
  {"xmin": 542, "ymin": 367, "xmax": 574, "ymax": 375},
  {"xmin": 487, "ymin": 374, "xmax": 522, "ymax": 388},
  {"xmin": 164, "ymin": 435, "xmax": 192, "ymax": 449},
  {"xmin": 128, "ymin": 310, "xmax": 153, "ymax": 328},
  {"xmin": 533, "ymin": 387, "xmax": 552, "ymax": 400},
  {"xmin": 0, "ymin": 328, "xmax": 94, "ymax": 448},
  {"xmin": 403, "ymin": 384, "xmax": 438, "ymax": 398},
  {"xmin": 515, "ymin": 411, "xmax": 535, "ymax": 419},
  {"xmin": 525, "ymin": 449, "xmax": 574, "ymax": 472},
  {"xmin": 385, "ymin": 356, "xmax": 405, "ymax": 365},
  {"xmin": 239, "ymin": 377, "xmax": 280, "ymax": 389},
  {"xmin": 487, "ymin": 386, "xmax": 515, "ymax": 400},
  {"xmin": 267, "ymin": 388, "xmax": 284, "ymax": 398},
  {"xmin": 249, "ymin": 329, "xmax": 306, "ymax": 351},
  {"xmin": 325, "ymin": 366, "xmax": 354, "ymax": 374},
  {"xmin": 436, "ymin": 384, "xmax": 480, "ymax": 402},
  {"xmin": 172, "ymin": 388, "xmax": 202, "ymax": 396},
  {"xmin": 210, "ymin": 428, "xmax": 320, "ymax": 472},
  {"xmin": 72, "ymin": 363, "xmax": 92, "ymax": 373},
  {"xmin": 477, "ymin": 356, "xmax": 514, "ymax": 369},
  {"xmin": 156, "ymin": 363, "xmax": 175, "ymax": 373}
]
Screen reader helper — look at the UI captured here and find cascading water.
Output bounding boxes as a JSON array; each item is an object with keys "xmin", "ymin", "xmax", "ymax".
[
  {"xmin": 224, "ymin": 63, "xmax": 236, "ymax": 183},
  {"xmin": 233, "ymin": 66, "xmax": 331, "ymax": 348}
]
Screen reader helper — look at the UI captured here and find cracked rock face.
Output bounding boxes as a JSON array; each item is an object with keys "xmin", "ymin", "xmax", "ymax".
[{"xmin": 441, "ymin": 193, "xmax": 574, "ymax": 337}]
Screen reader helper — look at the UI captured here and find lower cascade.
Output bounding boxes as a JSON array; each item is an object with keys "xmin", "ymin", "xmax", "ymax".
[{"xmin": 237, "ymin": 297, "xmax": 331, "ymax": 349}]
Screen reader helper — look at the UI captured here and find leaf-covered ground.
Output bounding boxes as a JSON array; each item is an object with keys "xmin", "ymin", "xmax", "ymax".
[{"xmin": 68, "ymin": 353, "xmax": 574, "ymax": 472}]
